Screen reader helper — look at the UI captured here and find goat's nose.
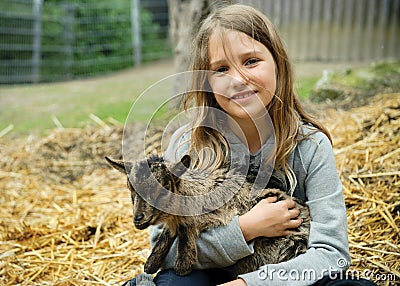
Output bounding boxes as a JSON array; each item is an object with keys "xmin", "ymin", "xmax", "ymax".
[{"xmin": 134, "ymin": 213, "xmax": 144, "ymax": 223}]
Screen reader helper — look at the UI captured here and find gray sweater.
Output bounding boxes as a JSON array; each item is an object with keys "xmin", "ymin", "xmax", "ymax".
[{"xmin": 149, "ymin": 124, "xmax": 350, "ymax": 286}]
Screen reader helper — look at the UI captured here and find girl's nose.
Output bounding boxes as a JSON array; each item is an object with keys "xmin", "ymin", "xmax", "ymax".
[{"xmin": 230, "ymin": 68, "xmax": 248, "ymax": 88}]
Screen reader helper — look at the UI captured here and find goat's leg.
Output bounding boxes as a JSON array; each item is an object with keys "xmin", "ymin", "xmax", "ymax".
[
  {"xmin": 144, "ymin": 228, "xmax": 175, "ymax": 274},
  {"xmin": 174, "ymin": 224, "xmax": 198, "ymax": 276}
]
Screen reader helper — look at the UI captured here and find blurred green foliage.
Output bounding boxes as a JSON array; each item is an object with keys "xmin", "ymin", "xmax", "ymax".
[
  {"xmin": 311, "ymin": 60, "xmax": 400, "ymax": 103},
  {"xmin": 0, "ymin": 0, "xmax": 171, "ymax": 82}
]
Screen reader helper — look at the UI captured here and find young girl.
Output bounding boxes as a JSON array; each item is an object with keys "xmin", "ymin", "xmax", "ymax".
[{"xmin": 124, "ymin": 4, "xmax": 376, "ymax": 286}]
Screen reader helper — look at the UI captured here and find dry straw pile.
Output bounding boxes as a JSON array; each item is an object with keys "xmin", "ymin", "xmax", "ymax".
[
  {"xmin": 319, "ymin": 93, "xmax": 399, "ymax": 284},
  {"xmin": 0, "ymin": 93, "xmax": 399, "ymax": 285}
]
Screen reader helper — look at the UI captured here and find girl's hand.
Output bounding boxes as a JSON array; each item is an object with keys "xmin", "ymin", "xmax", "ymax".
[
  {"xmin": 238, "ymin": 196, "xmax": 302, "ymax": 241},
  {"xmin": 217, "ymin": 278, "xmax": 247, "ymax": 286}
]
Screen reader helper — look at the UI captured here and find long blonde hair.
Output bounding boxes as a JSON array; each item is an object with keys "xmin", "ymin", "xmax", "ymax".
[{"xmin": 183, "ymin": 4, "xmax": 331, "ymax": 182}]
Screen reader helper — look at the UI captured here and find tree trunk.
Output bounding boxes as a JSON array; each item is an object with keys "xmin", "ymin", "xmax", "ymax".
[{"xmin": 168, "ymin": 0, "xmax": 232, "ymax": 73}]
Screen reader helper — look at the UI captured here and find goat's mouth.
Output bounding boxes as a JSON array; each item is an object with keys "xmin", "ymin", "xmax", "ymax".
[
  {"xmin": 134, "ymin": 214, "xmax": 160, "ymax": 230},
  {"xmin": 134, "ymin": 219, "xmax": 152, "ymax": 230},
  {"xmin": 133, "ymin": 212, "xmax": 164, "ymax": 230}
]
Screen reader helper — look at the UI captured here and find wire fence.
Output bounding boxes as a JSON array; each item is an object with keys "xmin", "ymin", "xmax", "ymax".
[
  {"xmin": 1, "ymin": 0, "xmax": 399, "ymax": 84},
  {"xmin": 0, "ymin": 0, "xmax": 171, "ymax": 84}
]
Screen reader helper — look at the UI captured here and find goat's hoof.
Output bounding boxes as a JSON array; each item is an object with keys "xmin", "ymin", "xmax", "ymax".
[
  {"xmin": 174, "ymin": 263, "xmax": 192, "ymax": 276},
  {"xmin": 144, "ymin": 261, "xmax": 159, "ymax": 274},
  {"xmin": 175, "ymin": 267, "xmax": 192, "ymax": 276}
]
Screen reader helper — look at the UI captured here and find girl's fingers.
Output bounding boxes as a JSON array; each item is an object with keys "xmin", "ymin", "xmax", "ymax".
[
  {"xmin": 285, "ymin": 199, "xmax": 296, "ymax": 209},
  {"xmin": 286, "ymin": 218, "xmax": 303, "ymax": 229},
  {"xmin": 277, "ymin": 198, "xmax": 296, "ymax": 209},
  {"xmin": 289, "ymin": 208, "xmax": 301, "ymax": 218}
]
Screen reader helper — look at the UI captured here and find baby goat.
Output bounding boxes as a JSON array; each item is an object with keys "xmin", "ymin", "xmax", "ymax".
[{"xmin": 106, "ymin": 155, "xmax": 310, "ymax": 277}]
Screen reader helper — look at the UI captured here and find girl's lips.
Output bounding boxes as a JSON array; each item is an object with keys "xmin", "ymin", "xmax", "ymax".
[{"xmin": 231, "ymin": 91, "xmax": 257, "ymax": 102}]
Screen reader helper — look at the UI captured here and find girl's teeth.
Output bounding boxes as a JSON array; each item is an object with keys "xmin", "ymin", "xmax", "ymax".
[{"xmin": 234, "ymin": 93, "xmax": 251, "ymax": 99}]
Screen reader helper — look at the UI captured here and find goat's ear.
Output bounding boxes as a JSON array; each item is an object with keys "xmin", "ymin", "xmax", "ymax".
[
  {"xmin": 171, "ymin": 155, "xmax": 191, "ymax": 177},
  {"xmin": 105, "ymin": 156, "xmax": 132, "ymax": 174},
  {"xmin": 181, "ymin": 155, "xmax": 191, "ymax": 168}
]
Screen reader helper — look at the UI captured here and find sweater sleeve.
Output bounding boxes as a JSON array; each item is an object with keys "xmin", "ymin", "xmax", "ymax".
[
  {"xmin": 238, "ymin": 132, "xmax": 350, "ymax": 286},
  {"xmin": 150, "ymin": 215, "xmax": 255, "ymax": 269}
]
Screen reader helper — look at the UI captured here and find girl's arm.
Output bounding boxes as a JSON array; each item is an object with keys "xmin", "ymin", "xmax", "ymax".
[
  {"xmin": 154, "ymin": 128, "xmax": 349, "ymax": 285},
  {"xmin": 149, "ymin": 196, "xmax": 301, "ymax": 270},
  {"xmin": 236, "ymin": 132, "xmax": 350, "ymax": 285},
  {"xmin": 149, "ymin": 214, "xmax": 255, "ymax": 269}
]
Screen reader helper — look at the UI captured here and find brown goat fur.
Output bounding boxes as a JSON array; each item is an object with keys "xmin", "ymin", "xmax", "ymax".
[{"xmin": 106, "ymin": 155, "xmax": 310, "ymax": 277}]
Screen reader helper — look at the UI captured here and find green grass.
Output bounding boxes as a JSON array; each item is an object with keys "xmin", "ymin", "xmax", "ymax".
[
  {"xmin": 0, "ymin": 61, "xmax": 320, "ymax": 137},
  {"xmin": 93, "ymin": 100, "xmax": 132, "ymax": 124},
  {"xmin": 0, "ymin": 60, "xmax": 175, "ymax": 137},
  {"xmin": 296, "ymin": 77, "xmax": 319, "ymax": 99},
  {"xmin": 0, "ymin": 82, "xmax": 139, "ymax": 135}
]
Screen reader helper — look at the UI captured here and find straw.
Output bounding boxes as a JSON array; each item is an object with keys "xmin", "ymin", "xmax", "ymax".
[
  {"xmin": 319, "ymin": 93, "xmax": 399, "ymax": 284},
  {"xmin": 0, "ymin": 93, "xmax": 399, "ymax": 285}
]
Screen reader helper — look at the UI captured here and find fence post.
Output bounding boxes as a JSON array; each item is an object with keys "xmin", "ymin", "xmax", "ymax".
[
  {"xmin": 388, "ymin": 0, "xmax": 400, "ymax": 59},
  {"xmin": 131, "ymin": 0, "xmax": 142, "ymax": 66},
  {"xmin": 365, "ymin": 0, "xmax": 376, "ymax": 60},
  {"xmin": 377, "ymin": 0, "xmax": 390, "ymax": 59},
  {"xmin": 62, "ymin": 4, "xmax": 75, "ymax": 80},
  {"xmin": 32, "ymin": 0, "xmax": 43, "ymax": 83}
]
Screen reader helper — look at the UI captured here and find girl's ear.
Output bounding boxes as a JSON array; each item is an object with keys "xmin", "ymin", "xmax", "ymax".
[{"xmin": 105, "ymin": 156, "xmax": 133, "ymax": 174}]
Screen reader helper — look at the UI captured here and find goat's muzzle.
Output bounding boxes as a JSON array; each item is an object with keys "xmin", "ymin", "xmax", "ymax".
[{"xmin": 134, "ymin": 213, "xmax": 152, "ymax": 230}]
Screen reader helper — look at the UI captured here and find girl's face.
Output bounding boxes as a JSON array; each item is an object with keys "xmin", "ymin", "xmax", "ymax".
[{"xmin": 207, "ymin": 29, "xmax": 276, "ymax": 121}]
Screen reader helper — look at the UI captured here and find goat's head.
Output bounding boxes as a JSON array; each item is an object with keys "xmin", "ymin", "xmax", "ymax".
[{"xmin": 105, "ymin": 155, "xmax": 191, "ymax": 229}]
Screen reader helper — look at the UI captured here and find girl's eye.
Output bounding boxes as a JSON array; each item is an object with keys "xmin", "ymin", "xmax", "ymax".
[
  {"xmin": 245, "ymin": 58, "xmax": 259, "ymax": 66},
  {"xmin": 214, "ymin": 66, "xmax": 228, "ymax": 74}
]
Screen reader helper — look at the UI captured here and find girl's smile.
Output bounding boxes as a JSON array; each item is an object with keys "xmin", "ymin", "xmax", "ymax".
[
  {"xmin": 207, "ymin": 29, "xmax": 276, "ymax": 121},
  {"xmin": 230, "ymin": 90, "xmax": 257, "ymax": 102}
]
